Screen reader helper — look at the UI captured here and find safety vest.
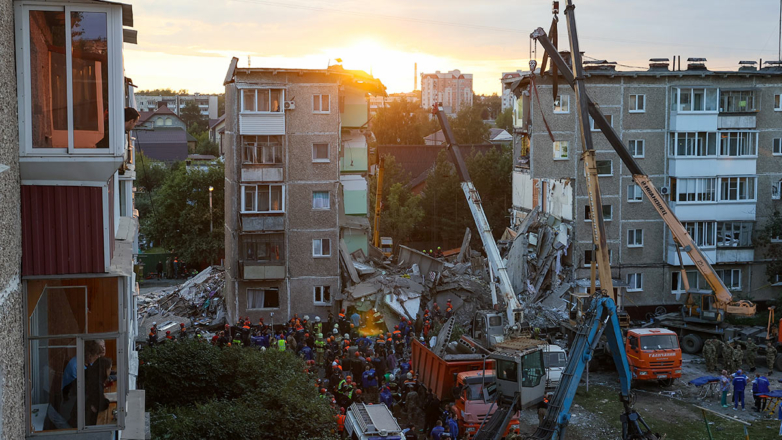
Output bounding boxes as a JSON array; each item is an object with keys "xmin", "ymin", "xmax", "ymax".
[
  {"xmin": 314, "ymin": 322, "xmax": 322, "ymax": 334},
  {"xmin": 277, "ymin": 338, "xmax": 287, "ymax": 351},
  {"xmin": 336, "ymin": 415, "xmax": 345, "ymax": 432},
  {"xmin": 315, "ymin": 340, "xmax": 325, "ymax": 353}
]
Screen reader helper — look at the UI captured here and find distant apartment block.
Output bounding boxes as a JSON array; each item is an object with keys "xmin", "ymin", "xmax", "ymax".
[
  {"xmin": 420, "ymin": 69, "xmax": 473, "ymax": 115},
  {"xmin": 136, "ymin": 93, "xmax": 219, "ymax": 119},
  {"xmin": 501, "ymin": 71, "xmax": 523, "ymax": 111},
  {"xmin": 223, "ymin": 59, "xmax": 385, "ymax": 323},
  {"xmin": 369, "ymin": 92, "xmax": 420, "ymax": 114},
  {"xmin": 504, "ymin": 56, "xmax": 782, "ymax": 313}
]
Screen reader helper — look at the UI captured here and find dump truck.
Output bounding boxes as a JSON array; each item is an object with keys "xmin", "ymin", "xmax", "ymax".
[{"xmin": 625, "ymin": 328, "xmax": 682, "ymax": 385}]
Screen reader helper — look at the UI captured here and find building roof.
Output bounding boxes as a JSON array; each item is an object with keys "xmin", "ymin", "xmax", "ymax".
[
  {"xmin": 209, "ymin": 114, "xmax": 226, "ymax": 130},
  {"xmin": 489, "ymin": 128, "xmax": 512, "ymax": 142},
  {"xmin": 137, "ymin": 105, "xmax": 182, "ymax": 125},
  {"xmin": 187, "ymin": 154, "xmax": 216, "ymax": 161},
  {"xmin": 134, "ymin": 127, "xmax": 189, "ymax": 162},
  {"xmin": 423, "ymin": 130, "xmax": 445, "ymax": 145}
]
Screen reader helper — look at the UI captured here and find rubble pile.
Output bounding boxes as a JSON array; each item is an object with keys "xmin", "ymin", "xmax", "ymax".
[{"xmin": 137, "ymin": 266, "xmax": 227, "ymax": 330}]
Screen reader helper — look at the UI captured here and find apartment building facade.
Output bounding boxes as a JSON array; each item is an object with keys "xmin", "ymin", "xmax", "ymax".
[
  {"xmin": 223, "ymin": 60, "xmax": 385, "ymax": 324},
  {"xmin": 505, "ymin": 58, "xmax": 782, "ymax": 313},
  {"xmin": 135, "ymin": 93, "xmax": 219, "ymax": 119},
  {"xmin": 420, "ymin": 69, "xmax": 473, "ymax": 116},
  {"xmin": 10, "ymin": 0, "xmax": 144, "ymax": 437}
]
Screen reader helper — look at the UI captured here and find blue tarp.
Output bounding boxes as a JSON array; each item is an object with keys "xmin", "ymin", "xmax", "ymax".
[
  {"xmin": 759, "ymin": 390, "xmax": 782, "ymax": 398},
  {"xmin": 688, "ymin": 376, "xmax": 722, "ymax": 387}
]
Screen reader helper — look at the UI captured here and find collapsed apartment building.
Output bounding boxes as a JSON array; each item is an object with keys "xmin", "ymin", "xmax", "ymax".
[
  {"xmin": 503, "ymin": 55, "xmax": 782, "ymax": 317},
  {"xmin": 222, "ymin": 59, "xmax": 386, "ymax": 324}
]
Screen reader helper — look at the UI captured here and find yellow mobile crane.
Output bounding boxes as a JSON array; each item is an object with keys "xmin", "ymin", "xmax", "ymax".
[{"xmin": 529, "ymin": 17, "xmax": 756, "ymax": 328}]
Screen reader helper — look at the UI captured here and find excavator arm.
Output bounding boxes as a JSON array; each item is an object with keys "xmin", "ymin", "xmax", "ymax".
[
  {"xmin": 530, "ymin": 17, "xmax": 755, "ymax": 317},
  {"xmin": 431, "ymin": 104, "xmax": 523, "ymax": 327}
]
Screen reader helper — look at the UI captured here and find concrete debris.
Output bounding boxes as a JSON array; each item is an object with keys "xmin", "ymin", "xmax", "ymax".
[{"xmin": 136, "ymin": 266, "xmax": 227, "ymax": 332}]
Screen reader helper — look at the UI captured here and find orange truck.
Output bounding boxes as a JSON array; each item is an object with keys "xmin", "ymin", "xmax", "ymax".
[
  {"xmin": 625, "ymin": 328, "xmax": 682, "ymax": 385},
  {"xmin": 410, "ymin": 339, "xmax": 519, "ymax": 438}
]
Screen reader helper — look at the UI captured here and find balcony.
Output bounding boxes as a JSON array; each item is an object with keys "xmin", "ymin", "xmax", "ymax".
[
  {"xmin": 718, "ymin": 115, "xmax": 756, "ymax": 129},
  {"xmin": 716, "ymin": 248, "xmax": 754, "ymax": 263},
  {"xmin": 241, "ymin": 261, "xmax": 285, "ymax": 280},
  {"xmin": 669, "ymin": 112, "xmax": 718, "ymax": 131},
  {"xmin": 242, "ymin": 167, "xmax": 283, "ymax": 182},
  {"xmin": 670, "ymin": 201, "xmax": 756, "ymax": 222},
  {"xmin": 242, "ymin": 215, "xmax": 284, "ymax": 232},
  {"xmin": 668, "ymin": 157, "xmax": 756, "ymax": 177}
]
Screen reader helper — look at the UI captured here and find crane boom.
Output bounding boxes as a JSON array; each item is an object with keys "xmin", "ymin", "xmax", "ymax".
[
  {"xmin": 373, "ymin": 156, "xmax": 385, "ymax": 248},
  {"xmin": 530, "ymin": 24, "xmax": 755, "ymax": 316},
  {"xmin": 432, "ymin": 104, "xmax": 523, "ymax": 327}
]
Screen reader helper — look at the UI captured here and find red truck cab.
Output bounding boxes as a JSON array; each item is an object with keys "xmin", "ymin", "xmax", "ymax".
[
  {"xmin": 625, "ymin": 328, "xmax": 682, "ymax": 383},
  {"xmin": 455, "ymin": 370, "xmax": 519, "ymax": 439}
]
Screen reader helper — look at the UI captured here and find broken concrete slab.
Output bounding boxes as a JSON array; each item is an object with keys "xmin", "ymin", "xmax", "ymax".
[{"xmin": 340, "ymin": 239, "xmax": 361, "ymax": 284}]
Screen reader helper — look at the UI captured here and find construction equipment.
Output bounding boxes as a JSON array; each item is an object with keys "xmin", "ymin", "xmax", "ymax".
[
  {"xmin": 344, "ymin": 402, "xmax": 403, "ymax": 439},
  {"xmin": 372, "ymin": 156, "xmax": 386, "ymax": 250},
  {"xmin": 529, "ymin": 3, "xmax": 755, "ymax": 323},
  {"xmin": 431, "ymin": 103, "xmax": 524, "ymax": 332}
]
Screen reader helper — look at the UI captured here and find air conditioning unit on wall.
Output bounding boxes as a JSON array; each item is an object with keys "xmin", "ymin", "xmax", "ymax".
[
  {"xmin": 284, "ymin": 101, "xmax": 295, "ymax": 110},
  {"xmin": 659, "ymin": 186, "xmax": 670, "ymax": 195}
]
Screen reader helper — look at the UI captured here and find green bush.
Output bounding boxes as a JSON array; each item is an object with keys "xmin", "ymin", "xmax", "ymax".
[{"xmin": 141, "ymin": 341, "xmax": 338, "ymax": 439}]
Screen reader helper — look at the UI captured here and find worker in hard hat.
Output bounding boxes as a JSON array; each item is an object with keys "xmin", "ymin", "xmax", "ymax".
[{"xmin": 313, "ymin": 316, "xmax": 323, "ymax": 336}]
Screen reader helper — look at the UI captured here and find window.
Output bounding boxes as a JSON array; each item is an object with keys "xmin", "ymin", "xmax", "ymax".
[
  {"xmin": 774, "ymin": 180, "xmax": 782, "ymax": 200},
  {"xmin": 312, "ymin": 143, "xmax": 329, "ymax": 162},
  {"xmin": 27, "ymin": 282, "xmax": 125, "ymax": 433},
  {"xmin": 247, "ymin": 288, "xmax": 280, "ymax": 309},
  {"xmin": 629, "ymin": 94, "xmax": 645, "ymax": 112},
  {"xmin": 773, "ymin": 138, "xmax": 782, "ymax": 156},
  {"xmin": 313, "ymin": 94, "xmax": 330, "ymax": 113},
  {"xmin": 719, "ymin": 132, "xmax": 757, "ymax": 157},
  {"xmin": 589, "ymin": 114, "xmax": 613, "ymax": 131},
  {"xmin": 241, "ymin": 234, "xmax": 284, "ymax": 263},
  {"xmin": 627, "ymin": 139, "xmax": 644, "ymax": 158},
  {"xmin": 23, "ymin": 8, "xmax": 119, "ymax": 151},
  {"xmin": 627, "ymin": 229, "xmax": 644, "ymax": 247},
  {"xmin": 596, "ymin": 160, "xmax": 612, "ymax": 176},
  {"xmin": 668, "ymin": 132, "xmax": 717, "ymax": 157},
  {"xmin": 683, "ymin": 221, "xmax": 716, "ymax": 247},
  {"xmin": 672, "ymin": 270, "xmax": 704, "ymax": 293},
  {"xmin": 627, "ymin": 184, "xmax": 644, "ymax": 202},
  {"xmin": 242, "ymin": 135, "xmax": 283, "ymax": 164},
  {"xmin": 553, "ymin": 95, "xmax": 569, "ymax": 113},
  {"xmin": 583, "ymin": 249, "xmax": 613, "ymax": 267},
  {"xmin": 584, "ymin": 204, "xmax": 612, "ymax": 221},
  {"xmin": 553, "ymin": 141, "xmax": 569, "ymax": 160},
  {"xmin": 520, "ymin": 350, "xmax": 544, "ymax": 387},
  {"xmin": 719, "ymin": 177, "xmax": 756, "ymax": 201},
  {"xmin": 673, "ymin": 178, "xmax": 716, "ymax": 202},
  {"xmin": 313, "ymin": 239, "xmax": 331, "ymax": 257},
  {"xmin": 242, "ymin": 89, "xmax": 283, "ymax": 113},
  {"xmin": 155, "ymin": 118, "xmax": 163, "ymax": 126},
  {"xmin": 720, "ymin": 90, "xmax": 756, "ymax": 113},
  {"xmin": 716, "ymin": 269, "xmax": 742, "ymax": 291},
  {"xmin": 314, "ymin": 286, "xmax": 332, "ymax": 305},
  {"xmin": 775, "ymin": 94, "xmax": 782, "ymax": 111},
  {"xmin": 716, "ymin": 222, "xmax": 753, "ymax": 247},
  {"xmin": 627, "ymin": 273, "xmax": 643, "ymax": 291},
  {"xmin": 164, "ymin": 117, "xmax": 172, "ymax": 126},
  {"xmin": 671, "ymin": 87, "xmax": 718, "ymax": 112},
  {"xmin": 312, "ymin": 191, "xmax": 330, "ymax": 209},
  {"xmin": 241, "ymin": 184, "xmax": 284, "ymax": 213}
]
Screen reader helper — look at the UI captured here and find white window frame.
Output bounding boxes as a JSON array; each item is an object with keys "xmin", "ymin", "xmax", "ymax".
[
  {"xmin": 673, "ymin": 177, "xmax": 717, "ymax": 203},
  {"xmin": 668, "ymin": 132, "xmax": 718, "ymax": 157},
  {"xmin": 553, "ymin": 141, "xmax": 569, "ymax": 160},
  {"xmin": 716, "ymin": 269, "xmax": 742, "ymax": 291},
  {"xmin": 671, "ymin": 87, "xmax": 718, "ymax": 113},
  {"xmin": 772, "ymin": 180, "xmax": 781, "ymax": 200},
  {"xmin": 553, "ymin": 95, "xmax": 570, "ymax": 114},
  {"xmin": 240, "ymin": 88, "xmax": 284, "ymax": 114},
  {"xmin": 628, "ymin": 139, "xmax": 644, "ymax": 158},
  {"xmin": 596, "ymin": 160, "xmax": 613, "ymax": 177},
  {"xmin": 773, "ymin": 138, "xmax": 782, "ymax": 156},
  {"xmin": 313, "ymin": 238, "xmax": 331, "ymax": 257},
  {"xmin": 240, "ymin": 184, "xmax": 285, "ymax": 213},
  {"xmin": 312, "ymin": 143, "xmax": 329, "ymax": 162},
  {"xmin": 683, "ymin": 221, "xmax": 717, "ymax": 248},
  {"xmin": 718, "ymin": 176, "xmax": 757, "ymax": 202},
  {"xmin": 583, "ymin": 249, "xmax": 613, "ymax": 267},
  {"xmin": 629, "ymin": 94, "xmax": 646, "ymax": 113},
  {"xmin": 313, "ymin": 94, "xmax": 330, "ymax": 114},
  {"xmin": 627, "ymin": 273, "xmax": 643, "ymax": 292},
  {"xmin": 584, "ymin": 204, "xmax": 612, "ymax": 222},
  {"xmin": 672, "ymin": 270, "xmax": 702, "ymax": 294},
  {"xmin": 775, "ymin": 94, "xmax": 782, "ymax": 111},
  {"xmin": 313, "ymin": 285, "xmax": 332, "ymax": 305},
  {"xmin": 247, "ymin": 287, "xmax": 280, "ymax": 310},
  {"xmin": 589, "ymin": 114, "xmax": 613, "ymax": 131},
  {"xmin": 312, "ymin": 191, "xmax": 330, "ymax": 210},
  {"xmin": 627, "ymin": 184, "xmax": 643, "ymax": 202},
  {"xmin": 718, "ymin": 131, "xmax": 758, "ymax": 157},
  {"xmin": 627, "ymin": 229, "xmax": 644, "ymax": 247},
  {"xmin": 16, "ymin": 3, "xmax": 124, "ymax": 156}
]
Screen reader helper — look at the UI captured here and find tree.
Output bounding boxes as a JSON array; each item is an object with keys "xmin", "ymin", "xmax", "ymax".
[
  {"xmin": 382, "ymin": 183, "xmax": 424, "ymax": 245},
  {"xmin": 419, "ymin": 150, "xmax": 470, "ymax": 246},
  {"xmin": 450, "ymin": 105, "xmax": 489, "ymax": 145},
  {"xmin": 474, "ymin": 94, "xmax": 502, "ymax": 120},
  {"xmin": 192, "ymin": 130, "xmax": 219, "ymax": 156},
  {"xmin": 136, "ymin": 88, "xmax": 188, "ymax": 96},
  {"xmin": 495, "ymin": 107, "xmax": 514, "ymax": 133},
  {"xmin": 181, "ymin": 101, "xmax": 207, "ymax": 135},
  {"xmin": 141, "ymin": 341, "xmax": 338, "ymax": 440},
  {"xmin": 466, "ymin": 145, "xmax": 513, "ymax": 237},
  {"xmin": 371, "ymin": 98, "xmax": 431, "ymax": 145},
  {"xmin": 141, "ymin": 162, "xmax": 224, "ymax": 265},
  {"xmin": 757, "ymin": 210, "xmax": 782, "ymax": 283},
  {"xmin": 217, "ymin": 94, "xmax": 225, "ymax": 117},
  {"xmin": 368, "ymin": 155, "xmax": 410, "ymax": 244}
]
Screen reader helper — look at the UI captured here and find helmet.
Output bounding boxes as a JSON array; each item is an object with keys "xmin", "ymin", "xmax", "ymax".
[
  {"xmin": 334, "ymin": 323, "xmax": 340, "ymax": 329},
  {"xmin": 389, "ymin": 374, "xmax": 395, "ymax": 382},
  {"xmin": 315, "ymin": 316, "xmax": 321, "ymax": 323},
  {"xmin": 166, "ymin": 331, "xmax": 171, "ymax": 335},
  {"xmin": 350, "ymin": 323, "xmax": 355, "ymax": 328},
  {"xmin": 260, "ymin": 346, "xmax": 266, "ymax": 351},
  {"xmin": 366, "ymin": 357, "xmax": 372, "ymax": 362},
  {"xmin": 356, "ymin": 389, "xmax": 362, "ymax": 394},
  {"xmin": 304, "ymin": 315, "xmax": 309, "ymax": 321},
  {"xmin": 333, "ymin": 329, "xmax": 339, "ymax": 334},
  {"xmin": 320, "ymin": 388, "xmax": 326, "ymax": 394},
  {"xmin": 344, "ymin": 334, "xmax": 350, "ymax": 339},
  {"xmin": 317, "ymin": 333, "xmax": 323, "ymax": 339},
  {"xmin": 407, "ymin": 372, "xmax": 413, "ymax": 379},
  {"xmin": 355, "ymin": 352, "xmax": 360, "ymax": 357}
]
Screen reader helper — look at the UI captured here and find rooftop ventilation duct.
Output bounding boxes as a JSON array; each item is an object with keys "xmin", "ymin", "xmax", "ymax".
[
  {"xmin": 648, "ymin": 58, "xmax": 670, "ymax": 71},
  {"xmin": 686, "ymin": 57, "xmax": 708, "ymax": 71},
  {"xmin": 583, "ymin": 60, "xmax": 617, "ymax": 71},
  {"xmin": 762, "ymin": 60, "xmax": 782, "ymax": 71},
  {"xmin": 738, "ymin": 60, "xmax": 757, "ymax": 72}
]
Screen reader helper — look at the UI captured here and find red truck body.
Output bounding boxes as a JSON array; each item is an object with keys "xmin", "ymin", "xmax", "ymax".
[{"xmin": 410, "ymin": 339, "xmax": 493, "ymax": 401}]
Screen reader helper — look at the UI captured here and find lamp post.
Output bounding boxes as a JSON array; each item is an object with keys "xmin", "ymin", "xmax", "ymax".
[{"xmin": 209, "ymin": 186, "xmax": 214, "ymax": 233}]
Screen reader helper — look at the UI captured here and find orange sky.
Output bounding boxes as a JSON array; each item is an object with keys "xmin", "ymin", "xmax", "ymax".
[{"xmin": 123, "ymin": 0, "xmax": 782, "ymax": 96}]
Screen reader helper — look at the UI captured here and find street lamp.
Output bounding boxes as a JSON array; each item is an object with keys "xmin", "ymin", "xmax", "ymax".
[{"xmin": 209, "ymin": 186, "xmax": 214, "ymax": 233}]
